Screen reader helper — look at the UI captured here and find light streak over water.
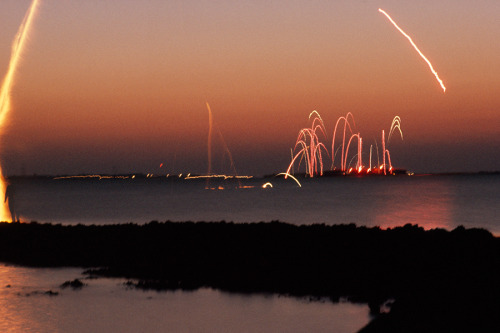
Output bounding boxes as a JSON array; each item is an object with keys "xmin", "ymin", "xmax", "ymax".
[{"xmin": 378, "ymin": 8, "xmax": 446, "ymax": 93}]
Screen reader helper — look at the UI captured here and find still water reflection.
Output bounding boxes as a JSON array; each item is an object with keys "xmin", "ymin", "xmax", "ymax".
[
  {"xmin": 0, "ymin": 264, "xmax": 370, "ymax": 333},
  {"xmin": 372, "ymin": 177, "xmax": 453, "ymax": 230}
]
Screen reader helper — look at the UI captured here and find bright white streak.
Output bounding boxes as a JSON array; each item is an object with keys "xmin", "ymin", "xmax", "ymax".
[
  {"xmin": 379, "ymin": 8, "xmax": 446, "ymax": 93},
  {"xmin": 0, "ymin": 0, "xmax": 40, "ymax": 221}
]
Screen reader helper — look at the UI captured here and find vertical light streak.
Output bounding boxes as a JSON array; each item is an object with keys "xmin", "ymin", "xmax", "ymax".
[
  {"xmin": 382, "ymin": 130, "xmax": 386, "ymax": 175},
  {"xmin": 206, "ymin": 102, "xmax": 213, "ymax": 175},
  {"xmin": 378, "ymin": 8, "xmax": 446, "ymax": 93},
  {"xmin": 369, "ymin": 144, "xmax": 373, "ymax": 171},
  {"xmin": 331, "ymin": 112, "xmax": 355, "ymax": 171},
  {"xmin": 206, "ymin": 102, "xmax": 213, "ymax": 189},
  {"xmin": 0, "ymin": 0, "xmax": 40, "ymax": 221}
]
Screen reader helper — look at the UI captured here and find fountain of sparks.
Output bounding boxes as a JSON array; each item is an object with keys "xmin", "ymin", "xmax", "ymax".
[
  {"xmin": 0, "ymin": 0, "xmax": 40, "ymax": 221},
  {"xmin": 285, "ymin": 112, "xmax": 404, "ymax": 178},
  {"xmin": 285, "ymin": 111, "xmax": 329, "ymax": 178}
]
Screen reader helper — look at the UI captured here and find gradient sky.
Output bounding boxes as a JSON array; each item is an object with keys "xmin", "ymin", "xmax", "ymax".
[{"xmin": 0, "ymin": 0, "xmax": 499, "ymax": 176}]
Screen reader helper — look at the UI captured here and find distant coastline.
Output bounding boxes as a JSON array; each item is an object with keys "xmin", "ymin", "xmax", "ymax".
[
  {"xmin": 4, "ymin": 170, "xmax": 500, "ymax": 181},
  {"xmin": 0, "ymin": 221, "xmax": 498, "ymax": 332}
]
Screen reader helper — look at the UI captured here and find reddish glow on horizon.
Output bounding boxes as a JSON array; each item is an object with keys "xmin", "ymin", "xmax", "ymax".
[{"xmin": 378, "ymin": 8, "xmax": 446, "ymax": 93}]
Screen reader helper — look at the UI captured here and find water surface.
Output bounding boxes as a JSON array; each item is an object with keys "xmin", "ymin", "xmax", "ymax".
[
  {"xmin": 0, "ymin": 264, "xmax": 370, "ymax": 333},
  {"xmin": 11, "ymin": 174, "xmax": 500, "ymax": 234}
]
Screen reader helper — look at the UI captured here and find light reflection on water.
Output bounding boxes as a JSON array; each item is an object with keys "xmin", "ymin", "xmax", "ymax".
[
  {"xmin": 372, "ymin": 177, "xmax": 453, "ymax": 230},
  {"xmin": 0, "ymin": 264, "xmax": 370, "ymax": 333}
]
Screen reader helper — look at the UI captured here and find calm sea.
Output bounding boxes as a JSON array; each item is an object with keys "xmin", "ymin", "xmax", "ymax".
[
  {"xmin": 10, "ymin": 173, "xmax": 500, "ymax": 234},
  {"xmin": 2, "ymin": 173, "xmax": 498, "ymax": 332}
]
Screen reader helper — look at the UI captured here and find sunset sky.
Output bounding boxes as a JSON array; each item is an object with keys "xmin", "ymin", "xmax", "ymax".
[{"xmin": 0, "ymin": 0, "xmax": 499, "ymax": 176}]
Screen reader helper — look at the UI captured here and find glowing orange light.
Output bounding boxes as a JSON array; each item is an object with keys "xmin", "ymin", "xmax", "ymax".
[
  {"xmin": 54, "ymin": 175, "xmax": 131, "ymax": 180},
  {"xmin": 262, "ymin": 182, "xmax": 273, "ymax": 188},
  {"xmin": 379, "ymin": 8, "xmax": 446, "ymax": 93},
  {"xmin": 0, "ymin": 0, "xmax": 40, "ymax": 221},
  {"xmin": 185, "ymin": 174, "xmax": 253, "ymax": 180}
]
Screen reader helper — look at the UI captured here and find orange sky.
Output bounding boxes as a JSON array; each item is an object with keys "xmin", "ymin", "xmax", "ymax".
[{"xmin": 0, "ymin": 0, "xmax": 499, "ymax": 175}]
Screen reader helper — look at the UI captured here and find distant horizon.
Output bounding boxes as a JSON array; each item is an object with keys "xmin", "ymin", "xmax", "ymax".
[{"xmin": 5, "ymin": 169, "xmax": 500, "ymax": 179}]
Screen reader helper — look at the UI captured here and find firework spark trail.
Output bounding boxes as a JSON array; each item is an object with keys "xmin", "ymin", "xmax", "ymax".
[
  {"xmin": 206, "ymin": 102, "xmax": 213, "ymax": 189},
  {"xmin": 205, "ymin": 103, "xmax": 242, "ymax": 188},
  {"xmin": 331, "ymin": 112, "xmax": 355, "ymax": 171},
  {"xmin": 388, "ymin": 116, "xmax": 403, "ymax": 143},
  {"xmin": 378, "ymin": 8, "xmax": 446, "ymax": 93},
  {"xmin": 0, "ymin": 0, "xmax": 40, "ymax": 221},
  {"xmin": 286, "ymin": 112, "xmax": 328, "ymax": 177}
]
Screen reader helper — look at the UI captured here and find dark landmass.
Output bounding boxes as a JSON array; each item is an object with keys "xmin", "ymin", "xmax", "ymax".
[
  {"xmin": 0, "ymin": 221, "xmax": 498, "ymax": 332},
  {"xmin": 60, "ymin": 278, "xmax": 86, "ymax": 289}
]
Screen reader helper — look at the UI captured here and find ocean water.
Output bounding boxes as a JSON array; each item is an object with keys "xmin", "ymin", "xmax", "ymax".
[{"xmin": 10, "ymin": 173, "xmax": 500, "ymax": 234}]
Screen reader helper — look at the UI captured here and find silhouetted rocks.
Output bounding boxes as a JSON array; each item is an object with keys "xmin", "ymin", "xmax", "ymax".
[
  {"xmin": 19, "ymin": 290, "xmax": 59, "ymax": 297},
  {"xmin": 60, "ymin": 279, "xmax": 86, "ymax": 289},
  {"xmin": 0, "ymin": 221, "xmax": 498, "ymax": 332}
]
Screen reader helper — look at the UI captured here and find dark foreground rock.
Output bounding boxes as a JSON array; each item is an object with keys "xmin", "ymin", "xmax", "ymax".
[
  {"xmin": 0, "ymin": 221, "xmax": 498, "ymax": 332},
  {"xmin": 60, "ymin": 279, "xmax": 86, "ymax": 289}
]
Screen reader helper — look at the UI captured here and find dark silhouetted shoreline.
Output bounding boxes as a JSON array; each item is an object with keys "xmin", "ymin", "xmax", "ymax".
[{"xmin": 0, "ymin": 221, "xmax": 498, "ymax": 332}]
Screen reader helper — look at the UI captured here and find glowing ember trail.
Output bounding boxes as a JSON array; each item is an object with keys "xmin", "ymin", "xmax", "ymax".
[
  {"xmin": 0, "ymin": 0, "xmax": 40, "ymax": 221},
  {"xmin": 378, "ymin": 8, "xmax": 446, "ymax": 93},
  {"xmin": 206, "ymin": 102, "xmax": 213, "ymax": 189},
  {"xmin": 206, "ymin": 102, "xmax": 213, "ymax": 176}
]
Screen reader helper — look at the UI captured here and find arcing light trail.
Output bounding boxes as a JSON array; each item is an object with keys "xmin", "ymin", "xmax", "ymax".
[
  {"xmin": 378, "ymin": 8, "xmax": 446, "ymax": 93},
  {"xmin": 0, "ymin": 0, "xmax": 40, "ymax": 221}
]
